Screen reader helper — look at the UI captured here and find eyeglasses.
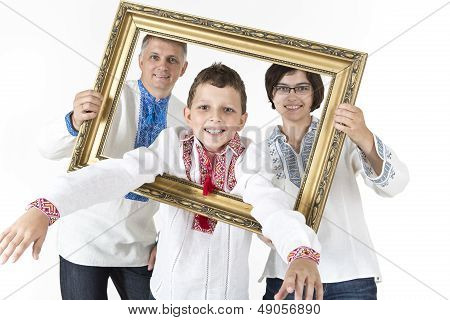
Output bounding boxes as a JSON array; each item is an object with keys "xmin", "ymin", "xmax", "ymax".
[{"xmin": 273, "ymin": 84, "xmax": 312, "ymax": 96}]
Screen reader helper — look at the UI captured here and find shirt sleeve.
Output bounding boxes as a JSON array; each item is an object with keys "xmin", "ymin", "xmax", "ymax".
[
  {"xmin": 351, "ymin": 134, "xmax": 409, "ymax": 197},
  {"xmin": 36, "ymin": 127, "xmax": 175, "ymax": 217},
  {"xmin": 234, "ymin": 143, "xmax": 321, "ymax": 264},
  {"xmin": 37, "ymin": 112, "xmax": 78, "ymax": 160},
  {"xmin": 27, "ymin": 198, "xmax": 60, "ymax": 226},
  {"xmin": 64, "ymin": 111, "xmax": 79, "ymax": 137}
]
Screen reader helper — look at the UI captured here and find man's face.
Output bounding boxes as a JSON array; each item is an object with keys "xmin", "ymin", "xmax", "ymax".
[
  {"xmin": 139, "ymin": 38, "xmax": 188, "ymax": 99},
  {"xmin": 184, "ymin": 84, "xmax": 248, "ymax": 154},
  {"xmin": 272, "ymin": 70, "xmax": 314, "ymax": 123}
]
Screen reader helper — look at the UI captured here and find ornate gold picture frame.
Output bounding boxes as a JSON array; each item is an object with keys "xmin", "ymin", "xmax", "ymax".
[{"xmin": 68, "ymin": 1, "xmax": 367, "ymax": 234}]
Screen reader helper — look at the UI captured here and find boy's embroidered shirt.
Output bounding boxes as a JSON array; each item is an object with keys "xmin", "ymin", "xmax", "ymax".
[
  {"xmin": 288, "ymin": 246, "xmax": 320, "ymax": 265},
  {"xmin": 35, "ymin": 126, "xmax": 325, "ymax": 298},
  {"xmin": 181, "ymin": 130, "xmax": 245, "ymax": 234},
  {"xmin": 125, "ymin": 80, "xmax": 170, "ymax": 202},
  {"xmin": 28, "ymin": 198, "xmax": 60, "ymax": 226}
]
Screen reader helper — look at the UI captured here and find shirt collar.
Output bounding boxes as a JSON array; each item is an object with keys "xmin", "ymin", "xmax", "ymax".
[
  {"xmin": 180, "ymin": 129, "xmax": 245, "ymax": 156},
  {"xmin": 137, "ymin": 79, "xmax": 171, "ymax": 105},
  {"xmin": 268, "ymin": 116, "xmax": 319, "ymax": 143}
]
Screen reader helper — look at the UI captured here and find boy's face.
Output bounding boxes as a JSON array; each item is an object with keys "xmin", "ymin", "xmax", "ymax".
[
  {"xmin": 272, "ymin": 70, "xmax": 313, "ymax": 123},
  {"xmin": 184, "ymin": 84, "xmax": 248, "ymax": 153},
  {"xmin": 139, "ymin": 38, "xmax": 188, "ymax": 99}
]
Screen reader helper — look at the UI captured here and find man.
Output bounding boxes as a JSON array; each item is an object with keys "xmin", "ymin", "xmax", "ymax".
[{"xmin": 37, "ymin": 35, "xmax": 188, "ymax": 299}]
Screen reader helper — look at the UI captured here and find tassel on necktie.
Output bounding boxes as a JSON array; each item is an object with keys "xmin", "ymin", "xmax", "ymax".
[
  {"xmin": 202, "ymin": 173, "xmax": 215, "ymax": 196},
  {"xmin": 196, "ymin": 174, "xmax": 215, "ymax": 230}
]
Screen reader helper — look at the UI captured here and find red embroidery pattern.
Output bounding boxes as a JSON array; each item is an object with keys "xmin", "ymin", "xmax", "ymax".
[
  {"xmin": 27, "ymin": 198, "xmax": 60, "ymax": 226},
  {"xmin": 192, "ymin": 212, "xmax": 218, "ymax": 234},
  {"xmin": 212, "ymin": 153, "xmax": 226, "ymax": 190},
  {"xmin": 182, "ymin": 135, "xmax": 194, "ymax": 181},
  {"xmin": 195, "ymin": 144, "xmax": 213, "ymax": 187},
  {"xmin": 181, "ymin": 133, "xmax": 245, "ymax": 234},
  {"xmin": 287, "ymin": 246, "xmax": 320, "ymax": 265},
  {"xmin": 227, "ymin": 144, "xmax": 245, "ymax": 190}
]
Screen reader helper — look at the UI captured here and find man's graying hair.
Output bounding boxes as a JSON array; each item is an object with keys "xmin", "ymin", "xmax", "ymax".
[{"xmin": 140, "ymin": 34, "xmax": 187, "ymax": 57}]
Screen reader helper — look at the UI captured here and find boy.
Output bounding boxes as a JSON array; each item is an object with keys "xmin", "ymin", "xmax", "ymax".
[{"xmin": 0, "ymin": 63, "xmax": 322, "ymax": 300}]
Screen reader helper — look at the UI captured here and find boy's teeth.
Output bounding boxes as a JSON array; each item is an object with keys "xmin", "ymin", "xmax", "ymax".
[
  {"xmin": 285, "ymin": 105, "xmax": 301, "ymax": 110},
  {"xmin": 205, "ymin": 129, "xmax": 224, "ymax": 134}
]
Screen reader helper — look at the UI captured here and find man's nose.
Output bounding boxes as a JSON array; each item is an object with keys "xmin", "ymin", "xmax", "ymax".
[{"xmin": 156, "ymin": 59, "xmax": 169, "ymax": 70}]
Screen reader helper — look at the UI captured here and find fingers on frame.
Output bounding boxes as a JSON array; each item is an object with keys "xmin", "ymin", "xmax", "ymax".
[
  {"xmin": 81, "ymin": 103, "xmax": 101, "ymax": 113},
  {"xmin": 335, "ymin": 108, "xmax": 355, "ymax": 120},
  {"xmin": 80, "ymin": 112, "xmax": 98, "ymax": 121},
  {"xmin": 338, "ymin": 103, "xmax": 359, "ymax": 113},
  {"xmin": 76, "ymin": 95, "xmax": 103, "ymax": 106},
  {"xmin": 75, "ymin": 90, "xmax": 103, "ymax": 100},
  {"xmin": 334, "ymin": 116, "xmax": 352, "ymax": 127}
]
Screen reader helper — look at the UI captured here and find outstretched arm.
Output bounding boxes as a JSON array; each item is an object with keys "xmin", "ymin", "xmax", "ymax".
[{"xmin": 0, "ymin": 128, "xmax": 175, "ymax": 264}]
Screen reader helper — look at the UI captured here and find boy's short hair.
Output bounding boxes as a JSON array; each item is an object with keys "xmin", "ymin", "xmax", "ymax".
[
  {"xmin": 265, "ymin": 64, "xmax": 324, "ymax": 112},
  {"xmin": 187, "ymin": 63, "xmax": 247, "ymax": 114},
  {"xmin": 141, "ymin": 34, "xmax": 187, "ymax": 57}
]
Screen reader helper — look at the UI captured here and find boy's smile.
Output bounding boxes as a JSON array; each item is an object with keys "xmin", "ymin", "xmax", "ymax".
[{"xmin": 184, "ymin": 84, "xmax": 248, "ymax": 154}]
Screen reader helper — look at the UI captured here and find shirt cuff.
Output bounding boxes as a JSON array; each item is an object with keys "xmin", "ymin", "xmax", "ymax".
[
  {"xmin": 287, "ymin": 246, "xmax": 320, "ymax": 265},
  {"xmin": 27, "ymin": 198, "xmax": 60, "ymax": 226},
  {"xmin": 65, "ymin": 111, "xmax": 79, "ymax": 137},
  {"xmin": 124, "ymin": 192, "xmax": 149, "ymax": 202},
  {"xmin": 357, "ymin": 134, "xmax": 395, "ymax": 187}
]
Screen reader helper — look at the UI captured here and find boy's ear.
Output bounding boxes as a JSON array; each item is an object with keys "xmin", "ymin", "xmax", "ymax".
[
  {"xmin": 183, "ymin": 107, "xmax": 192, "ymax": 125},
  {"xmin": 238, "ymin": 112, "xmax": 248, "ymax": 131}
]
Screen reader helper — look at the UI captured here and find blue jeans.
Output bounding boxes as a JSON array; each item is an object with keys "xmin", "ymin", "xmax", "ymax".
[
  {"xmin": 59, "ymin": 256, "xmax": 153, "ymax": 300},
  {"xmin": 263, "ymin": 277, "xmax": 377, "ymax": 300}
]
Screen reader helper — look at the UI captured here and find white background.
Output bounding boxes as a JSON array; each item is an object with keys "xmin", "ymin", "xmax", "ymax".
[{"xmin": 0, "ymin": 0, "xmax": 449, "ymax": 305}]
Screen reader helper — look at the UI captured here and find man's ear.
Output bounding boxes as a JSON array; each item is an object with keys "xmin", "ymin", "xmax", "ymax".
[
  {"xmin": 238, "ymin": 112, "xmax": 248, "ymax": 131},
  {"xmin": 179, "ymin": 61, "xmax": 188, "ymax": 77},
  {"xmin": 138, "ymin": 54, "xmax": 144, "ymax": 72}
]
